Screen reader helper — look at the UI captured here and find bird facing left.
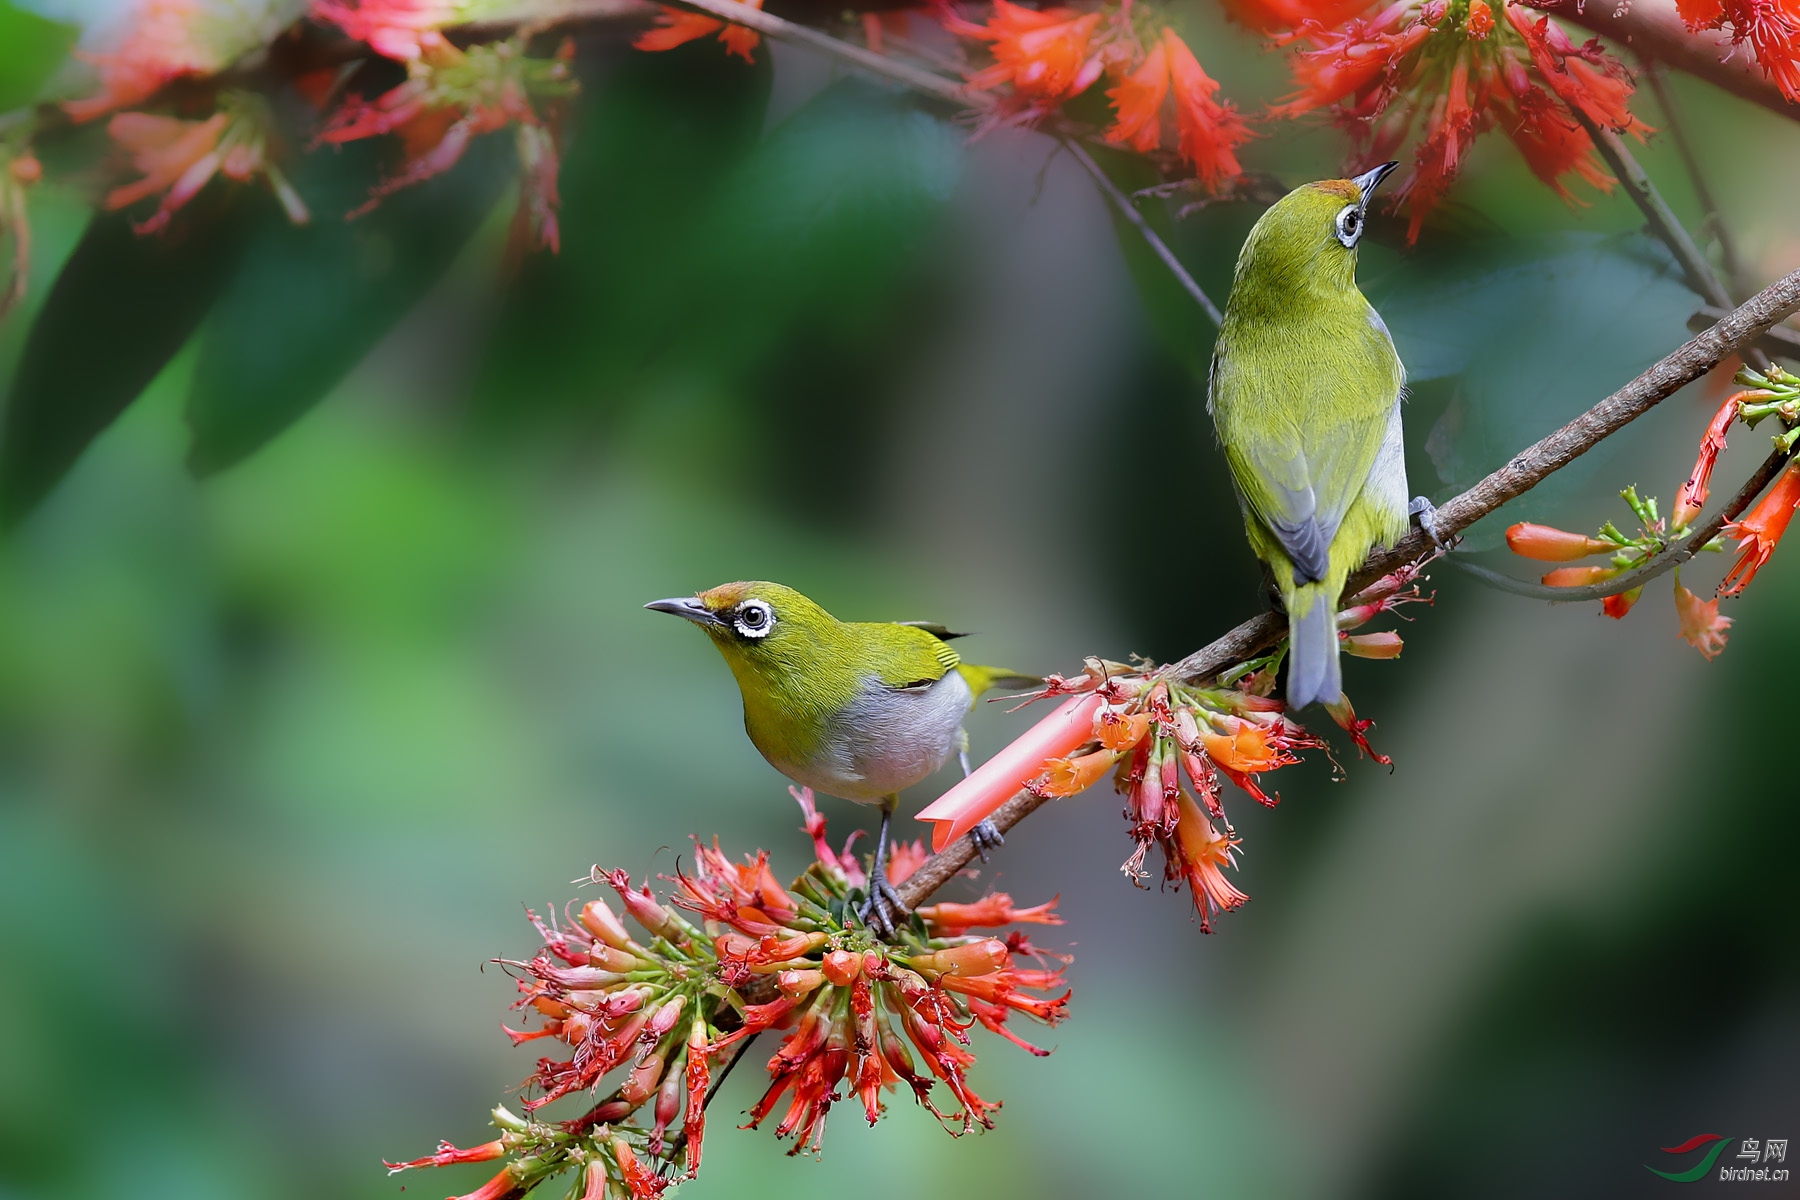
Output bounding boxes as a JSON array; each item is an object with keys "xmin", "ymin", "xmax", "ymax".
[{"xmin": 646, "ymin": 581, "xmax": 1040, "ymax": 935}]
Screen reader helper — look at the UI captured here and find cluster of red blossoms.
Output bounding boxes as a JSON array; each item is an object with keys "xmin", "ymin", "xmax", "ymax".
[
  {"xmin": 1675, "ymin": 0, "xmax": 1800, "ymax": 103},
  {"xmin": 387, "ymin": 791, "xmax": 1068, "ymax": 1199},
  {"xmin": 916, "ymin": 563, "xmax": 1432, "ymax": 931},
  {"xmin": 1506, "ymin": 364, "xmax": 1800, "ymax": 659},
  {"xmin": 1231, "ymin": 0, "xmax": 1647, "ymax": 240},
  {"xmin": 943, "ymin": 0, "xmax": 1253, "ymax": 189}
]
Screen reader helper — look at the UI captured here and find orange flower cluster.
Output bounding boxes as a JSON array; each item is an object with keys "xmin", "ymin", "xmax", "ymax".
[
  {"xmin": 921, "ymin": 572, "xmax": 1423, "ymax": 932},
  {"xmin": 1675, "ymin": 0, "xmax": 1800, "ymax": 103},
  {"xmin": 389, "ymin": 795, "xmax": 1069, "ymax": 1197},
  {"xmin": 314, "ymin": 38, "xmax": 576, "ymax": 250},
  {"xmin": 103, "ymin": 93, "xmax": 310, "ymax": 235},
  {"xmin": 943, "ymin": 1, "xmax": 1252, "ymax": 189},
  {"xmin": 1256, "ymin": 0, "xmax": 1647, "ymax": 240}
]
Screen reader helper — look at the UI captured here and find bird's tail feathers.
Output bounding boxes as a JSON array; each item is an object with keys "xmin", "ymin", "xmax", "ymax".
[
  {"xmin": 957, "ymin": 664, "xmax": 1044, "ymax": 696},
  {"xmin": 1284, "ymin": 583, "xmax": 1342, "ymax": 710}
]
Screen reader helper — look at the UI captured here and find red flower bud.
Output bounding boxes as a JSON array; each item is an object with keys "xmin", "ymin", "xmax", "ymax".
[
  {"xmin": 578, "ymin": 899, "xmax": 632, "ymax": 950},
  {"xmin": 822, "ymin": 949, "xmax": 862, "ymax": 987},
  {"xmin": 1540, "ymin": 565, "xmax": 1619, "ymax": 587},
  {"xmin": 1341, "ymin": 630, "xmax": 1404, "ymax": 658}
]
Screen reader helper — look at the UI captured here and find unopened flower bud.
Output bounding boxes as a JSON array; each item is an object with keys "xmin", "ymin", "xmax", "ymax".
[
  {"xmin": 1540, "ymin": 565, "xmax": 1618, "ymax": 587},
  {"xmin": 645, "ymin": 994, "xmax": 687, "ymax": 1040},
  {"xmin": 1341, "ymin": 631, "xmax": 1403, "ymax": 658},
  {"xmin": 578, "ymin": 899, "xmax": 632, "ymax": 950},
  {"xmin": 822, "ymin": 949, "xmax": 862, "ymax": 986},
  {"xmin": 1506, "ymin": 522, "xmax": 1615, "ymax": 561},
  {"xmin": 909, "ymin": 938, "xmax": 1008, "ymax": 979},
  {"xmin": 778, "ymin": 968, "xmax": 826, "ymax": 997},
  {"xmin": 621, "ymin": 1049, "xmax": 667, "ymax": 1106},
  {"xmin": 9, "ymin": 154, "xmax": 42, "ymax": 185}
]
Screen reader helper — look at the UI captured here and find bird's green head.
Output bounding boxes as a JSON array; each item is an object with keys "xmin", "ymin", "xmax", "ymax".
[
  {"xmin": 645, "ymin": 581, "xmax": 840, "ymax": 685},
  {"xmin": 1227, "ymin": 162, "xmax": 1397, "ymax": 313}
]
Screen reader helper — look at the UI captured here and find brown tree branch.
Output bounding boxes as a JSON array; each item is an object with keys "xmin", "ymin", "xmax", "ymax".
[
  {"xmin": 1529, "ymin": 0, "xmax": 1799, "ymax": 121},
  {"xmin": 896, "ymin": 264, "xmax": 1800, "ymax": 911}
]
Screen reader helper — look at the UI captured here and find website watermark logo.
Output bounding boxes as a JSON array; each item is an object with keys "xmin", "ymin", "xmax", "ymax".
[{"xmin": 1647, "ymin": 1134, "xmax": 1790, "ymax": 1183}]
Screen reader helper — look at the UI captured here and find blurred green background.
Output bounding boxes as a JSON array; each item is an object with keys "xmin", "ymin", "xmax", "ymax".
[{"xmin": 2, "ymin": 3, "xmax": 1798, "ymax": 1198}]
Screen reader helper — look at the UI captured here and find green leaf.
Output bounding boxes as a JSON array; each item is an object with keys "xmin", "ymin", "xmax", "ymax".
[
  {"xmin": 1088, "ymin": 146, "xmax": 1218, "ymax": 381},
  {"xmin": 0, "ymin": 191, "xmax": 252, "ymax": 523},
  {"xmin": 469, "ymin": 42, "xmax": 774, "ymax": 427},
  {"xmin": 0, "ymin": 1, "xmax": 76, "ymax": 111},
  {"xmin": 185, "ymin": 116, "xmax": 514, "ymax": 475},
  {"xmin": 672, "ymin": 76, "xmax": 964, "ymax": 373}
]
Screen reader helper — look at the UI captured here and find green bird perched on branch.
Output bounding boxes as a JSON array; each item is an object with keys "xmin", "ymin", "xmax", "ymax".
[
  {"xmin": 1210, "ymin": 162, "xmax": 1443, "ymax": 709},
  {"xmin": 646, "ymin": 582, "xmax": 1040, "ymax": 935}
]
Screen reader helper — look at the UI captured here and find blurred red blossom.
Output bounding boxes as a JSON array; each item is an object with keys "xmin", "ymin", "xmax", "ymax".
[
  {"xmin": 943, "ymin": 1, "xmax": 1251, "ymax": 188},
  {"xmin": 63, "ymin": 0, "xmax": 286, "ymax": 122},
  {"xmin": 1261, "ymin": 0, "xmax": 1647, "ymax": 239},
  {"xmin": 1674, "ymin": 0, "xmax": 1800, "ymax": 102},
  {"xmin": 105, "ymin": 93, "xmax": 310, "ymax": 234},
  {"xmin": 312, "ymin": 0, "xmax": 466, "ymax": 60},
  {"xmin": 634, "ymin": 0, "xmax": 767, "ymax": 63},
  {"xmin": 316, "ymin": 37, "xmax": 574, "ymax": 249}
]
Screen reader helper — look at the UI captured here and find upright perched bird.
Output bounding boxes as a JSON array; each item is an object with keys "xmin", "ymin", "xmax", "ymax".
[
  {"xmin": 1209, "ymin": 162, "xmax": 1437, "ymax": 709},
  {"xmin": 646, "ymin": 582, "xmax": 1038, "ymax": 932}
]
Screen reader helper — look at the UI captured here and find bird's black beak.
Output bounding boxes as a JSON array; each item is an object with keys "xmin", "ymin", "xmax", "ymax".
[
  {"xmin": 645, "ymin": 596, "xmax": 723, "ymax": 626},
  {"xmin": 1352, "ymin": 161, "xmax": 1399, "ymax": 212}
]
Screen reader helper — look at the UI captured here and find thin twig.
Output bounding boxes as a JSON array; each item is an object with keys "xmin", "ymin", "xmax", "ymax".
[
  {"xmin": 1059, "ymin": 138, "xmax": 1223, "ymax": 327},
  {"xmin": 896, "ymin": 264, "xmax": 1800, "ymax": 910},
  {"xmin": 668, "ymin": 0, "xmax": 980, "ymax": 106},
  {"xmin": 1641, "ymin": 59, "xmax": 1749, "ymax": 300},
  {"xmin": 1566, "ymin": 105, "xmax": 1773, "ymax": 373}
]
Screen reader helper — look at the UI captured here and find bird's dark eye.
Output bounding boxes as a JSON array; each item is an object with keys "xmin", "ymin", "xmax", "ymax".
[
  {"xmin": 1335, "ymin": 205, "xmax": 1363, "ymax": 247},
  {"xmin": 734, "ymin": 602, "xmax": 773, "ymax": 637}
]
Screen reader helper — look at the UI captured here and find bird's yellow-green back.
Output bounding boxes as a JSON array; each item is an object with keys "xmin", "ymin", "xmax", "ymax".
[{"xmin": 1209, "ymin": 168, "xmax": 1409, "ymax": 708}]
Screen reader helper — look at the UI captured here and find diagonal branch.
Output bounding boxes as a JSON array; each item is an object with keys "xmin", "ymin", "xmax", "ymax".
[{"xmin": 896, "ymin": 264, "xmax": 1800, "ymax": 910}]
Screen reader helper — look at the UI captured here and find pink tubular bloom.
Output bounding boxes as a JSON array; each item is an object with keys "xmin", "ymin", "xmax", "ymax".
[
  {"xmin": 1341, "ymin": 630, "xmax": 1404, "ymax": 658},
  {"xmin": 916, "ymin": 692, "xmax": 1105, "ymax": 852},
  {"xmin": 311, "ymin": 0, "xmax": 461, "ymax": 61},
  {"xmin": 1540, "ymin": 565, "xmax": 1619, "ymax": 587},
  {"xmin": 385, "ymin": 1139, "xmax": 507, "ymax": 1172},
  {"xmin": 1674, "ymin": 581, "xmax": 1731, "ymax": 659}
]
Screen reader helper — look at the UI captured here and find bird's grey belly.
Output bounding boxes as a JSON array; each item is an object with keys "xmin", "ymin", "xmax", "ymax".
[{"xmin": 790, "ymin": 671, "xmax": 972, "ymax": 804}]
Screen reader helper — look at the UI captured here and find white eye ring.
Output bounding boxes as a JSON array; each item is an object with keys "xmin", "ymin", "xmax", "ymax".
[
  {"xmin": 734, "ymin": 602, "xmax": 774, "ymax": 639},
  {"xmin": 1335, "ymin": 204, "xmax": 1364, "ymax": 248}
]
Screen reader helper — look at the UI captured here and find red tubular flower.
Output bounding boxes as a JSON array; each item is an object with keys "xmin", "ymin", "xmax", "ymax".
[
  {"xmin": 1265, "ymin": 0, "xmax": 1642, "ymax": 240},
  {"xmin": 1106, "ymin": 37, "xmax": 1170, "ymax": 153},
  {"xmin": 634, "ymin": 0, "xmax": 767, "ymax": 62},
  {"xmin": 916, "ymin": 692, "xmax": 1106, "ymax": 851},
  {"xmin": 1674, "ymin": 391, "xmax": 1761, "ymax": 527},
  {"xmin": 1163, "ymin": 28, "xmax": 1251, "ymax": 188},
  {"xmin": 916, "ymin": 893, "xmax": 1063, "ymax": 937},
  {"xmin": 1167, "ymin": 791, "xmax": 1248, "ymax": 932},
  {"xmin": 792, "ymin": 786, "xmax": 867, "ymax": 888},
  {"xmin": 385, "ymin": 1139, "xmax": 507, "ymax": 1171},
  {"xmin": 312, "ymin": 0, "xmax": 463, "ymax": 61},
  {"xmin": 1674, "ymin": 581, "xmax": 1732, "ymax": 659},
  {"xmin": 1719, "ymin": 462, "xmax": 1800, "ymax": 596},
  {"xmin": 105, "ymin": 97, "xmax": 309, "ymax": 235},
  {"xmin": 1600, "ymin": 586, "xmax": 1642, "ymax": 619},
  {"xmin": 452, "ymin": 1168, "xmax": 526, "ymax": 1200},
  {"xmin": 1031, "ymin": 747, "xmax": 1118, "ymax": 797},
  {"xmin": 1341, "ymin": 630, "xmax": 1404, "ymax": 658},
  {"xmin": 1540, "ymin": 564, "xmax": 1619, "ymax": 587},
  {"xmin": 316, "ymin": 39, "xmax": 574, "ymax": 249},
  {"xmin": 1505, "ymin": 522, "xmax": 1617, "ymax": 560},
  {"xmin": 1675, "ymin": 0, "xmax": 1800, "ymax": 102},
  {"xmin": 953, "ymin": 0, "xmax": 1104, "ymax": 103}
]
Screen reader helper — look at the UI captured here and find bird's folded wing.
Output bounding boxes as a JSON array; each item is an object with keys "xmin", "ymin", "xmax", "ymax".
[{"xmin": 1222, "ymin": 384, "xmax": 1395, "ymax": 586}]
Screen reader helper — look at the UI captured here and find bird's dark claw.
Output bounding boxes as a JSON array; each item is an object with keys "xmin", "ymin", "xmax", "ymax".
[
  {"xmin": 970, "ymin": 818, "xmax": 1005, "ymax": 862},
  {"xmin": 857, "ymin": 865, "xmax": 909, "ymax": 939},
  {"xmin": 1409, "ymin": 495, "xmax": 1448, "ymax": 550}
]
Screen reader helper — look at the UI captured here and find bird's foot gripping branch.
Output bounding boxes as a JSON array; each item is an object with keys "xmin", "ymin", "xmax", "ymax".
[{"xmin": 388, "ymin": 797, "xmax": 1069, "ymax": 1199}]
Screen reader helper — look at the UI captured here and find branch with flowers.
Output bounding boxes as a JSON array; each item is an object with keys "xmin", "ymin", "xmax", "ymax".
[{"xmin": 389, "ymin": 269, "xmax": 1800, "ymax": 1200}]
